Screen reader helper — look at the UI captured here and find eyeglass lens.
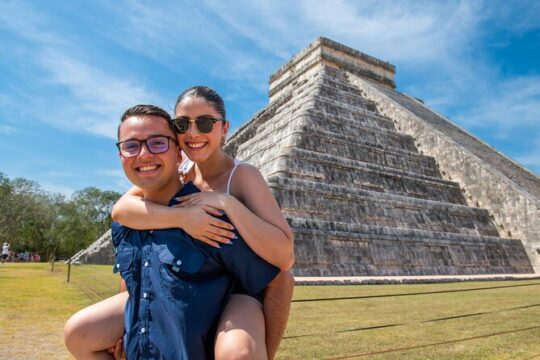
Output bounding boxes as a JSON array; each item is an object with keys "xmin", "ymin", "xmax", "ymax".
[{"xmin": 118, "ymin": 136, "xmax": 171, "ymax": 157}]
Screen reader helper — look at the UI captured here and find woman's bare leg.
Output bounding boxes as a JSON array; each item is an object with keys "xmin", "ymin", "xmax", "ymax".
[
  {"xmin": 215, "ymin": 294, "xmax": 267, "ymax": 360},
  {"xmin": 64, "ymin": 292, "xmax": 127, "ymax": 359}
]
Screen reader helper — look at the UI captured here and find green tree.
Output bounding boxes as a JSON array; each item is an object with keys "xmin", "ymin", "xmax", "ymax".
[
  {"xmin": 53, "ymin": 187, "xmax": 121, "ymax": 259},
  {"xmin": 72, "ymin": 187, "xmax": 121, "ymax": 238},
  {"xmin": 0, "ymin": 175, "xmax": 55, "ymax": 254},
  {"xmin": 0, "ymin": 173, "xmax": 121, "ymax": 259}
]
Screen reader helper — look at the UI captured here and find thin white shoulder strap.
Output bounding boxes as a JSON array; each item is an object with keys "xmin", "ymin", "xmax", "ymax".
[{"xmin": 226, "ymin": 159, "xmax": 242, "ymax": 195}]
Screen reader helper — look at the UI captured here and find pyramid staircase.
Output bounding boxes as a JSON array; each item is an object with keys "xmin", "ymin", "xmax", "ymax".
[{"xmin": 224, "ymin": 38, "xmax": 537, "ymax": 276}]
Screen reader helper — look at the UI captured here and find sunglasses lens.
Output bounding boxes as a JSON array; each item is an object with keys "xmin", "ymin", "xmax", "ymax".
[
  {"xmin": 196, "ymin": 117, "xmax": 215, "ymax": 133},
  {"xmin": 147, "ymin": 137, "xmax": 169, "ymax": 153},
  {"xmin": 173, "ymin": 118, "xmax": 189, "ymax": 134}
]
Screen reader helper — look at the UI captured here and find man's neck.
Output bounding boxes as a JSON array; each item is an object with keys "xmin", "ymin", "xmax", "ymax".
[{"xmin": 142, "ymin": 179, "xmax": 182, "ymax": 206}]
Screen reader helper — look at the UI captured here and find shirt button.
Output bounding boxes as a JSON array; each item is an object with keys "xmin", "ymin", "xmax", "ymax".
[
  {"xmin": 143, "ymin": 292, "xmax": 148, "ymax": 298},
  {"xmin": 116, "ymin": 263, "xmax": 120, "ymax": 269},
  {"xmin": 140, "ymin": 327, "xmax": 146, "ymax": 334},
  {"xmin": 144, "ymin": 261, "xmax": 149, "ymax": 267},
  {"xmin": 149, "ymin": 230, "xmax": 153, "ymax": 234},
  {"xmin": 176, "ymin": 260, "xmax": 182, "ymax": 265}
]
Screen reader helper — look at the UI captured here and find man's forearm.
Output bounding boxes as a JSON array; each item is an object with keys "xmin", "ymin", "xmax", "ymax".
[{"xmin": 264, "ymin": 270, "xmax": 295, "ymax": 360}]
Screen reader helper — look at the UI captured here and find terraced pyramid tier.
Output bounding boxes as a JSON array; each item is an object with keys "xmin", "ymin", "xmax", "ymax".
[
  {"xmin": 224, "ymin": 37, "xmax": 537, "ymax": 275},
  {"xmin": 290, "ymin": 218, "xmax": 532, "ymax": 276}
]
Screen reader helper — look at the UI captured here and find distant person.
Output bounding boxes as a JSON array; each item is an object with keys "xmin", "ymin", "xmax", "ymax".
[
  {"xmin": 1, "ymin": 242, "xmax": 9, "ymax": 264},
  {"xmin": 64, "ymin": 103, "xmax": 287, "ymax": 359}
]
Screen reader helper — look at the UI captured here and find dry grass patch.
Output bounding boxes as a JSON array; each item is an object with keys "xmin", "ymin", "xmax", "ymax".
[{"xmin": 1, "ymin": 263, "xmax": 539, "ymax": 359}]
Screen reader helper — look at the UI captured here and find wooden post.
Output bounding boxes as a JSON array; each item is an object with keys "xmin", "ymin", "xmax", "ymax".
[
  {"xmin": 50, "ymin": 255, "xmax": 55, "ymax": 272},
  {"xmin": 67, "ymin": 258, "xmax": 71, "ymax": 283}
]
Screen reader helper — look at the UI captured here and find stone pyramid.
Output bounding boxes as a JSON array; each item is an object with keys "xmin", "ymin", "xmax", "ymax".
[
  {"xmin": 224, "ymin": 37, "xmax": 539, "ymax": 276},
  {"xmin": 77, "ymin": 37, "xmax": 539, "ymax": 277}
]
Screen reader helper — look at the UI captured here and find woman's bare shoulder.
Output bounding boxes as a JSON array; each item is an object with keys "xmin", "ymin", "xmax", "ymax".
[{"xmin": 234, "ymin": 163, "xmax": 266, "ymax": 184}]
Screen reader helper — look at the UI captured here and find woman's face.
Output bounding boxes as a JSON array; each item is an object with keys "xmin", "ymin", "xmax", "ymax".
[{"xmin": 174, "ymin": 96, "xmax": 228, "ymax": 164}]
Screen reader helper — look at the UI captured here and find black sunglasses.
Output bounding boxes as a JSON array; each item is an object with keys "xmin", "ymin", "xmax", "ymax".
[
  {"xmin": 116, "ymin": 135, "xmax": 178, "ymax": 158},
  {"xmin": 170, "ymin": 116, "xmax": 224, "ymax": 134}
]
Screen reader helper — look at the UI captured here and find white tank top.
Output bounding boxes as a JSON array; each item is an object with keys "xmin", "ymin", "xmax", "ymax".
[{"xmin": 226, "ymin": 159, "xmax": 242, "ymax": 195}]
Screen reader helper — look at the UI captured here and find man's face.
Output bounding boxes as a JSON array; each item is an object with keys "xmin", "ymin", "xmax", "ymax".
[{"xmin": 118, "ymin": 115, "xmax": 180, "ymax": 192}]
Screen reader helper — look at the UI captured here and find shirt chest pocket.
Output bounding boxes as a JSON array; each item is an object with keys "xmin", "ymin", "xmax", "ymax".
[
  {"xmin": 157, "ymin": 241, "xmax": 206, "ymax": 282},
  {"xmin": 113, "ymin": 247, "xmax": 136, "ymax": 285}
]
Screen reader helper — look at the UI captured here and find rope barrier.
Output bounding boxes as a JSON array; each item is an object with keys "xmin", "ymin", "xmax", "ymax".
[{"xmin": 292, "ymin": 282, "xmax": 540, "ymax": 303}]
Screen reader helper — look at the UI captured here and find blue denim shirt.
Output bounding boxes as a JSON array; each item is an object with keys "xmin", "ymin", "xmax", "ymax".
[{"xmin": 112, "ymin": 182, "xmax": 280, "ymax": 359}]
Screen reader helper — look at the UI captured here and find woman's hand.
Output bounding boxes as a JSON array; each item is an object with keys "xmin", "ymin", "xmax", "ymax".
[
  {"xmin": 181, "ymin": 205, "xmax": 236, "ymax": 248},
  {"xmin": 175, "ymin": 192, "xmax": 232, "ymax": 212}
]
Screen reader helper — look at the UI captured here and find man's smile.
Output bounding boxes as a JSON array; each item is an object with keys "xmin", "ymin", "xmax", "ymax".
[{"xmin": 136, "ymin": 164, "xmax": 161, "ymax": 173}]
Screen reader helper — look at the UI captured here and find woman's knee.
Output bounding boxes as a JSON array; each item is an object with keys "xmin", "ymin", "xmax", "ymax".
[
  {"xmin": 215, "ymin": 329, "xmax": 259, "ymax": 360},
  {"xmin": 64, "ymin": 293, "xmax": 126, "ymax": 356},
  {"xmin": 64, "ymin": 310, "xmax": 91, "ymax": 354},
  {"xmin": 215, "ymin": 294, "xmax": 267, "ymax": 360}
]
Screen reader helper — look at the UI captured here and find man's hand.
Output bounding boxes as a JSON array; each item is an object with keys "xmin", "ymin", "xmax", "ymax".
[{"xmin": 107, "ymin": 338, "xmax": 125, "ymax": 360}]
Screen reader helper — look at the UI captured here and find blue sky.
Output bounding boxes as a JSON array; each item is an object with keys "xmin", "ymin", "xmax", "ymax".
[{"xmin": 0, "ymin": 0, "xmax": 539, "ymax": 197}]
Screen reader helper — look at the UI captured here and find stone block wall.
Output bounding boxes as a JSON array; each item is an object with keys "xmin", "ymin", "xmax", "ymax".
[{"xmin": 350, "ymin": 74, "xmax": 540, "ymax": 272}]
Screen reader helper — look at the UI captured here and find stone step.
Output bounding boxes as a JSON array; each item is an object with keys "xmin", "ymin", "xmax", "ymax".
[
  {"xmin": 268, "ymin": 177, "xmax": 499, "ymax": 236},
  {"xmin": 238, "ymin": 109, "xmax": 418, "ymax": 159},
  {"xmin": 266, "ymin": 151, "xmax": 466, "ymax": 204},
  {"xmin": 314, "ymin": 82, "xmax": 377, "ymax": 111},
  {"xmin": 250, "ymin": 146, "xmax": 440, "ymax": 183},
  {"xmin": 234, "ymin": 97, "xmax": 400, "ymax": 157},
  {"xmin": 225, "ymin": 78, "xmax": 315, "ymax": 156},
  {"xmin": 287, "ymin": 217, "xmax": 532, "ymax": 276},
  {"xmin": 237, "ymin": 122, "xmax": 421, "ymax": 175},
  {"xmin": 233, "ymin": 74, "xmax": 401, "ymax": 158},
  {"xmin": 276, "ymin": 71, "xmax": 398, "ymax": 128},
  {"xmin": 290, "ymin": 131, "xmax": 439, "ymax": 177},
  {"xmin": 306, "ymin": 96, "xmax": 397, "ymax": 131},
  {"xmin": 303, "ymin": 112, "xmax": 418, "ymax": 152}
]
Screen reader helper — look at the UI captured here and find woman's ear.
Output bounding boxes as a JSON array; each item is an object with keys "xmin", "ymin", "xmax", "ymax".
[{"xmin": 223, "ymin": 120, "xmax": 230, "ymax": 138}]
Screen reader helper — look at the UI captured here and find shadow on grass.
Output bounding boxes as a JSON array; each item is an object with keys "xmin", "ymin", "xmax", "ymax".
[{"xmin": 284, "ymin": 302, "xmax": 540, "ymax": 339}]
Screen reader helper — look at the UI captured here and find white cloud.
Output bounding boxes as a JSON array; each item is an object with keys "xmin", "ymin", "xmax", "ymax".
[
  {"xmin": 39, "ymin": 181, "xmax": 77, "ymax": 198},
  {"xmin": 1, "ymin": 0, "xmax": 539, "ymax": 180},
  {"xmin": 0, "ymin": 125, "xmax": 18, "ymax": 135},
  {"xmin": 99, "ymin": 1, "xmax": 289, "ymax": 89},
  {"xmin": 104, "ymin": 0, "xmax": 540, "ymax": 176},
  {"xmin": 98, "ymin": 169, "xmax": 132, "ymax": 192},
  {"xmin": 37, "ymin": 49, "xmax": 165, "ymax": 138},
  {"xmin": 456, "ymin": 76, "xmax": 540, "ymax": 130},
  {"xmin": 0, "ymin": 1, "xmax": 166, "ymax": 139}
]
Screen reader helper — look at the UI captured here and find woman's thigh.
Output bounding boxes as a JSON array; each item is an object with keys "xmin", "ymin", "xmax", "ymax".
[
  {"xmin": 64, "ymin": 291, "xmax": 127, "ymax": 353},
  {"xmin": 215, "ymin": 294, "xmax": 267, "ymax": 360}
]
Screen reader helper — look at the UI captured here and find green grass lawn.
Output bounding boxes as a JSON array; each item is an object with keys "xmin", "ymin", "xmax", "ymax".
[{"xmin": 1, "ymin": 262, "xmax": 539, "ymax": 359}]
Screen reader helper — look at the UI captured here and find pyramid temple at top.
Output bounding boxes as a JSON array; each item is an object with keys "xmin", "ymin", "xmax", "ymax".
[{"xmin": 76, "ymin": 37, "xmax": 539, "ymax": 276}]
